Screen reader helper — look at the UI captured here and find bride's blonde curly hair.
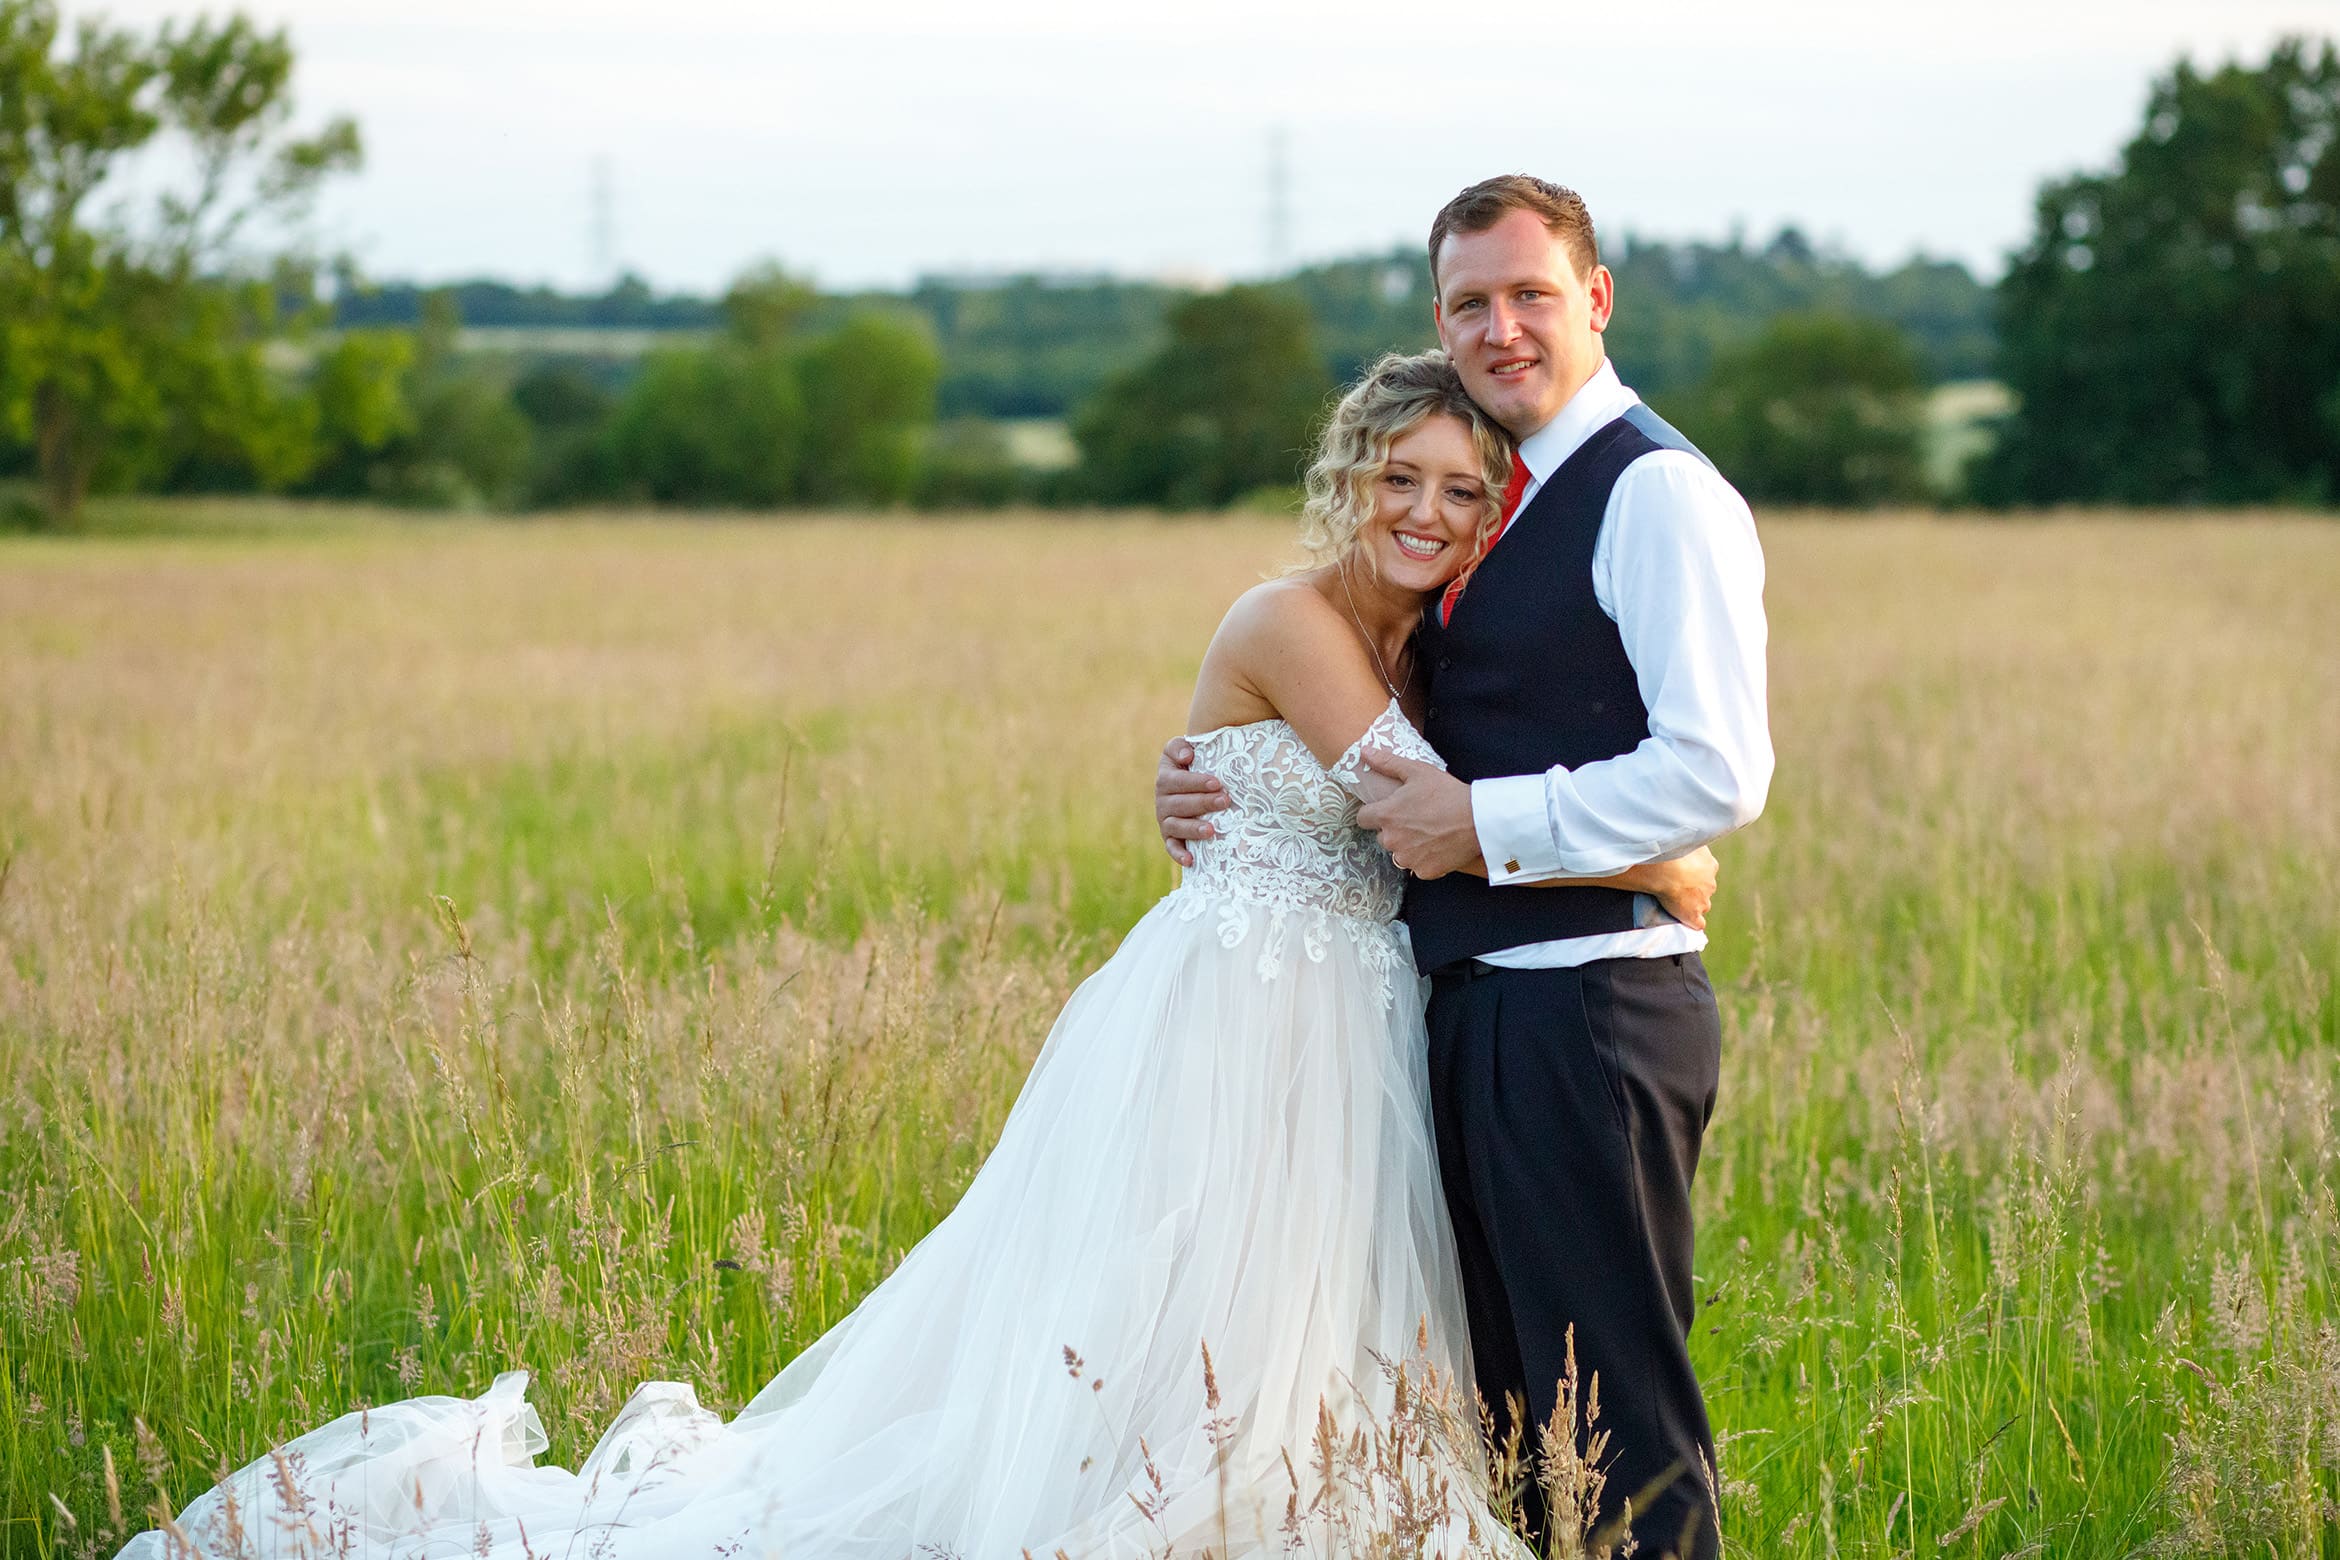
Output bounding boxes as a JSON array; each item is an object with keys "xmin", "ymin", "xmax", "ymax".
[{"xmin": 1294, "ymin": 351, "xmax": 1514, "ymax": 574}]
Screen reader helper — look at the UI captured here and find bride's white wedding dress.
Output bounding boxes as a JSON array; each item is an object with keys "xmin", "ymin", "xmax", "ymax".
[{"xmin": 126, "ymin": 702, "xmax": 1513, "ymax": 1560}]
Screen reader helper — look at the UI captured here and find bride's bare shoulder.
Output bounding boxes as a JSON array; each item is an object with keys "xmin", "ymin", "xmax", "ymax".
[
  {"xmin": 1211, "ymin": 576, "xmax": 1350, "ymax": 657},
  {"xmin": 1188, "ymin": 577, "xmax": 1359, "ymax": 732}
]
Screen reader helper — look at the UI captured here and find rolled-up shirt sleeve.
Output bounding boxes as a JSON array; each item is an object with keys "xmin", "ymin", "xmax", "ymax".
[{"xmin": 1470, "ymin": 451, "xmax": 1773, "ymax": 884}]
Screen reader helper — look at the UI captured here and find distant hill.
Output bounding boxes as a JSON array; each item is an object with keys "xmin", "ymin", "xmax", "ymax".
[
  {"xmin": 331, "ymin": 231, "xmax": 1994, "ymax": 421},
  {"xmin": 332, "ymin": 273, "xmax": 721, "ymax": 332},
  {"xmin": 894, "ymin": 274, "xmax": 1177, "ymax": 419}
]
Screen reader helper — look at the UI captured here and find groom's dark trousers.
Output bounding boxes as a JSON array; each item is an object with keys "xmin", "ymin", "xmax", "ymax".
[{"xmin": 1425, "ymin": 952, "xmax": 1722, "ymax": 1560}]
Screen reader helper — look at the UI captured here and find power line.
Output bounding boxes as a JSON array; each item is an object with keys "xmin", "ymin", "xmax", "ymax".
[
  {"xmin": 589, "ymin": 155, "xmax": 617, "ymax": 285},
  {"xmin": 1266, "ymin": 126, "xmax": 1291, "ymax": 277}
]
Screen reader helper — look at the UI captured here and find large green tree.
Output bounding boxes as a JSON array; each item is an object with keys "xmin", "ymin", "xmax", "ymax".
[
  {"xmin": 1983, "ymin": 37, "xmax": 2340, "ymax": 505},
  {"xmin": 0, "ymin": 0, "xmax": 357, "ymax": 526},
  {"xmin": 1671, "ymin": 311, "xmax": 1928, "ymax": 506},
  {"xmin": 1073, "ymin": 285, "xmax": 1330, "ymax": 507},
  {"xmin": 600, "ymin": 265, "xmax": 942, "ymax": 509},
  {"xmin": 795, "ymin": 310, "xmax": 940, "ymax": 505},
  {"xmin": 610, "ymin": 343, "xmax": 806, "ymax": 508}
]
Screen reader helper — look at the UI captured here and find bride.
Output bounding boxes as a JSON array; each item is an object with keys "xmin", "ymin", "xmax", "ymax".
[{"xmin": 122, "ymin": 353, "xmax": 1714, "ymax": 1560}]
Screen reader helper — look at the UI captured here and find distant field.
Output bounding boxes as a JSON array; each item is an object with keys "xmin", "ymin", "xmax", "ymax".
[{"xmin": 2, "ymin": 508, "xmax": 2336, "ymax": 1557}]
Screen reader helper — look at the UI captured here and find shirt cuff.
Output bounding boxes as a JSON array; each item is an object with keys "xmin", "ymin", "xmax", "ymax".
[{"xmin": 1470, "ymin": 775, "xmax": 1562, "ymax": 885}]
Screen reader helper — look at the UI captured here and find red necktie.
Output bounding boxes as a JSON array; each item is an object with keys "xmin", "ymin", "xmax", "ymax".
[{"xmin": 1440, "ymin": 449, "xmax": 1532, "ymax": 625}]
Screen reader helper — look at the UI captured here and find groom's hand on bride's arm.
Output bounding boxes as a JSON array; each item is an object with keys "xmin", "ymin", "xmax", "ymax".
[
  {"xmin": 1354, "ymin": 751, "xmax": 1482, "ymax": 880},
  {"xmin": 1155, "ymin": 738, "xmax": 1230, "ymax": 867}
]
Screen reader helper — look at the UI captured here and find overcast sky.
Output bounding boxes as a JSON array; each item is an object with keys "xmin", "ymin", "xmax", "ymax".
[{"xmin": 72, "ymin": 0, "xmax": 2340, "ymax": 293}]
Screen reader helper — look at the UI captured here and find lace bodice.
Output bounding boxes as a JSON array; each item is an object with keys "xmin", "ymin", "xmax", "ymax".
[{"xmin": 1174, "ymin": 700, "xmax": 1444, "ymax": 926}]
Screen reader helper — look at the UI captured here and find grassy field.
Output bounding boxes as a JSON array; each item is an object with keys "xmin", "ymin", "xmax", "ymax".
[{"xmin": 2, "ymin": 506, "xmax": 2336, "ymax": 1558}]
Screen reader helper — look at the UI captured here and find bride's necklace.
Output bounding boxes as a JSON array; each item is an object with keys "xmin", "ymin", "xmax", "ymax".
[{"xmin": 1338, "ymin": 558, "xmax": 1408, "ymax": 700}]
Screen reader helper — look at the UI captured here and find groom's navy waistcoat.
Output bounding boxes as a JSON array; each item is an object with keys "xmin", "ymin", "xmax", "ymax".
[{"xmin": 1404, "ymin": 413, "xmax": 1692, "ymax": 972}]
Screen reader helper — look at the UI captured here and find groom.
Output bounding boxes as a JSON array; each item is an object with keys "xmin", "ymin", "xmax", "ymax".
[{"xmin": 1156, "ymin": 175, "xmax": 1770, "ymax": 1558}]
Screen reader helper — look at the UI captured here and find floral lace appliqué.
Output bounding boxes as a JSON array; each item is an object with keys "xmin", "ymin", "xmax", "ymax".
[{"xmin": 1168, "ymin": 699, "xmax": 1445, "ymax": 1009}]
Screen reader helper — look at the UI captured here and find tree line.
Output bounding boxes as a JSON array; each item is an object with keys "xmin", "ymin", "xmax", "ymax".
[
  {"xmin": 283, "ymin": 275, "xmax": 939, "ymax": 510},
  {"xmin": 3, "ymin": 5, "xmax": 2335, "ymax": 526}
]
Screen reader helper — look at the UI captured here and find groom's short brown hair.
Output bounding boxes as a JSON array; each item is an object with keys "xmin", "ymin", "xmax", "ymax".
[{"xmin": 1428, "ymin": 175, "xmax": 1599, "ymax": 294}]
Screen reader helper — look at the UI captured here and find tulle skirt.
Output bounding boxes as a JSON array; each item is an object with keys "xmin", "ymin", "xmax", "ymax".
[{"xmin": 125, "ymin": 889, "xmax": 1510, "ymax": 1559}]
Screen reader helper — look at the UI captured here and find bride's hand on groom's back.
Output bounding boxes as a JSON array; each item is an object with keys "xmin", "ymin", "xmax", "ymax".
[
  {"xmin": 1633, "ymin": 846, "xmax": 1719, "ymax": 931},
  {"xmin": 1156, "ymin": 738, "xmax": 1230, "ymax": 866}
]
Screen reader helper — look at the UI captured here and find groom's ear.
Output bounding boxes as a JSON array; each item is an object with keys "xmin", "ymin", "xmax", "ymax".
[{"xmin": 1586, "ymin": 264, "xmax": 1615, "ymax": 334}]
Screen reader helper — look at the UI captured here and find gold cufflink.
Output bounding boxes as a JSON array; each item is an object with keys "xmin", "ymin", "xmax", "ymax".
[{"xmin": 1503, "ymin": 859, "xmax": 1520, "ymax": 874}]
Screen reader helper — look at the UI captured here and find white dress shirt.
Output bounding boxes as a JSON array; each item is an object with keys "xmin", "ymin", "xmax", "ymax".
[{"xmin": 1466, "ymin": 358, "xmax": 1773, "ymax": 969}]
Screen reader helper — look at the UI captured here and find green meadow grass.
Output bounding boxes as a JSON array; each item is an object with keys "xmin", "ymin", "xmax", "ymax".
[{"xmin": 0, "ymin": 508, "xmax": 2334, "ymax": 1557}]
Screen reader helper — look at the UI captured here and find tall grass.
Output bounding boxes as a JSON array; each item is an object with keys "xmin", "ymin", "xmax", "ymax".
[{"xmin": 2, "ymin": 509, "xmax": 2335, "ymax": 1557}]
